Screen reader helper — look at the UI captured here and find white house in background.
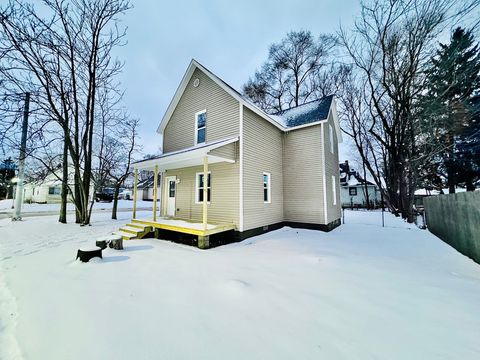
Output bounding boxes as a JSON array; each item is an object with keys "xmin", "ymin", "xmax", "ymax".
[
  {"xmin": 339, "ymin": 160, "xmax": 381, "ymax": 208},
  {"xmin": 136, "ymin": 175, "xmax": 161, "ymax": 201},
  {"xmin": 340, "ymin": 177, "xmax": 380, "ymax": 208},
  {"xmin": 24, "ymin": 175, "xmax": 63, "ymax": 204},
  {"xmin": 24, "ymin": 167, "xmax": 93, "ymax": 204}
]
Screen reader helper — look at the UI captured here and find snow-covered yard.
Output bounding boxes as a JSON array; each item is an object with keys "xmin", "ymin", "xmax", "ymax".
[
  {"xmin": 0, "ymin": 199, "xmax": 154, "ymax": 213},
  {"xmin": 1, "ymin": 210, "xmax": 479, "ymax": 360}
]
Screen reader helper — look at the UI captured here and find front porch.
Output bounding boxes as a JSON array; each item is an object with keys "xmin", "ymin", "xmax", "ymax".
[
  {"xmin": 116, "ymin": 216, "xmax": 236, "ymax": 248},
  {"xmin": 119, "ymin": 137, "xmax": 239, "ymax": 248}
]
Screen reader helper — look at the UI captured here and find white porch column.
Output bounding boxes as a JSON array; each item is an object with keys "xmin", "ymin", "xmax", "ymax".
[
  {"xmin": 159, "ymin": 170, "xmax": 165, "ymax": 217},
  {"xmin": 153, "ymin": 165, "xmax": 158, "ymax": 221},
  {"xmin": 133, "ymin": 168, "xmax": 138, "ymax": 219},
  {"xmin": 202, "ymin": 156, "xmax": 208, "ymax": 231}
]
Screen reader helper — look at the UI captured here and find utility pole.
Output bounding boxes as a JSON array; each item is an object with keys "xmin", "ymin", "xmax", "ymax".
[{"xmin": 12, "ymin": 92, "xmax": 30, "ymax": 221}]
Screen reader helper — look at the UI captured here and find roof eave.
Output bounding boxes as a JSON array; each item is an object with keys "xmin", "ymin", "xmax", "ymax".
[
  {"xmin": 157, "ymin": 59, "xmax": 286, "ymax": 135},
  {"xmin": 330, "ymin": 97, "xmax": 343, "ymax": 143}
]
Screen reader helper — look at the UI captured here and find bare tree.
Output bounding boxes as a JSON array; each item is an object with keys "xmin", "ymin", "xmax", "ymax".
[
  {"xmin": 0, "ymin": 0, "xmax": 132, "ymax": 225},
  {"xmin": 102, "ymin": 116, "xmax": 139, "ymax": 220},
  {"xmin": 243, "ymin": 30, "xmax": 335, "ymax": 112},
  {"xmin": 338, "ymin": 0, "xmax": 479, "ymax": 222}
]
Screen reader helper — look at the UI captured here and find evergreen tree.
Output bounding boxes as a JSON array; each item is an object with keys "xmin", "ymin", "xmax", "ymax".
[
  {"xmin": 456, "ymin": 94, "xmax": 480, "ymax": 190},
  {"xmin": 422, "ymin": 27, "xmax": 480, "ymax": 192},
  {"xmin": 0, "ymin": 158, "xmax": 16, "ymax": 199}
]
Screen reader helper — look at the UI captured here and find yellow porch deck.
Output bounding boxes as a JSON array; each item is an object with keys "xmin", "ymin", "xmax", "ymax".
[{"xmin": 131, "ymin": 217, "xmax": 236, "ymax": 237}]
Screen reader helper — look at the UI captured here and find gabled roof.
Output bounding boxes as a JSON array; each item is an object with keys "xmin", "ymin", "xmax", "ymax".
[
  {"xmin": 157, "ymin": 59, "xmax": 285, "ymax": 133},
  {"xmin": 157, "ymin": 59, "xmax": 342, "ymax": 142}
]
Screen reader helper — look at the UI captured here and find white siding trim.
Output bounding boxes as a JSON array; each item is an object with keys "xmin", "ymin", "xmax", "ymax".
[
  {"xmin": 329, "ymin": 124, "xmax": 334, "ymax": 154},
  {"xmin": 321, "ymin": 123, "xmax": 328, "ymax": 224},
  {"xmin": 239, "ymin": 103, "xmax": 244, "ymax": 231},
  {"xmin": 332, "ymin": 175, "xmax": 337, "ymax": 205}
]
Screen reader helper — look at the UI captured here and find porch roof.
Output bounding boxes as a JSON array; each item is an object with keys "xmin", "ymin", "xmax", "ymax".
[{"xmin": 132, "ymin": 136, "xmax": 238, "ymax": 170}]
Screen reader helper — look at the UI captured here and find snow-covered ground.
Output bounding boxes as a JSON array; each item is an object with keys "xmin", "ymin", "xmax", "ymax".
[
  {"xmin": 0, "ymin": 199, "xmax": 154, "ymax": 213},
  {"xmin": 0, "ymin": 210, "xmax": 479, "ymax": 360}
]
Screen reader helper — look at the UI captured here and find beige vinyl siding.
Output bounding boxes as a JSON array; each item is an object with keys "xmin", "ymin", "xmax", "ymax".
[
  {"xmin": 283, "ymin": 125, "xmax": 326, "ymax": 223},
  {"xmin": 208, "ymin": 142, "xmax": 236, "ymax": 161},
  {"xmin": 242, "ymin": 108, "xmax": 284, "ymax": 230},
  {"xmin": 163, "ymin": 160, "xmax": 240, "ymax": 227},
  {"xmin": 323, "ymin": 112, "xmax": 341, "ymax": 223},
  {"xmin": 163, "ymin": 68, "xmax": 239, "ymax": 153}
]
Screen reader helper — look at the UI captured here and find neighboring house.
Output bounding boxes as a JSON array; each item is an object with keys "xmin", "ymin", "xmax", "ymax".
[
  {"xmin": 339, "ymin": 160, "xmax": 381, "ymax": 208},
  {"xmin": 340, "ymin": 177, "xmax": 380, "ymax": 208},
  {"xmin": 137, "ymin": 175, "xmax": 161, "ymax": 201},
  {"xmin": 24, "ymin": 176, "xmax": 63, "ymax": 204},
  {"xmin": 128, "ymin": 59, "xmax": 342, "ymax": 247},
  {"xmin": 24, "ymin": 167, "xmax": 94, "ymax": 204}
]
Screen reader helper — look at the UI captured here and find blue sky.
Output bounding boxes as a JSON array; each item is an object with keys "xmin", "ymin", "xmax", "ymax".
[{"xmin": 116, "ymin": 0, "xmax": 361, "ymax": 154}]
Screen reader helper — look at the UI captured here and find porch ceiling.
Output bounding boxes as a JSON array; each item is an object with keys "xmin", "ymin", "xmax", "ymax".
[{"xmin": 133, "ymin": 136, "xmax": 238, "ymax": 171}]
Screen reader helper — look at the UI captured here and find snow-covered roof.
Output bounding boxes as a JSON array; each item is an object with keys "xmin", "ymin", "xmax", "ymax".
[
  {"xmin": 156, "ymin": 59, "xmax": 342, "ymax": 142},
  {"xmin": 274, "ymin": 96, "xmax": 334, "ymax": 128},
  {"xmin": 342, "ymin": 178, "xmax": 376, "ymax": 187}
]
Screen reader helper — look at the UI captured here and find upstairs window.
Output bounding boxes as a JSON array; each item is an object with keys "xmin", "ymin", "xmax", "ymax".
[
  {"xmin": 329, "ymin": 124, "xmax": 334, "ymax": 154},
  {"xmin": 195, "ymin": 110, "xmax": 207, "ymax": 145},
  {"xmin": 196, "ymin": 172, "xmax": 211, "ymax": 203},
  {"xmin": 349, "ymin": 187, "xmax": 357, "ymax": 196},
  {"xmin": 263, "ymin": 172, "xmax": 271, "ymax": 203}
]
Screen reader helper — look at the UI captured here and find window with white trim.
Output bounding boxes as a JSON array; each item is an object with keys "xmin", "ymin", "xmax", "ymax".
[
  {"xmin": 332, "ymin": 175, "xmax": 337, "ymax": 205},
  {"xmin": 329, "ymin": 124, "xmax": 334, "ymax": 154},
  {"xmin": 195, "ymin": 110, "xmax": 206, "ymax": 145},
  {"xmin": 196, "ymin": 172, "xmax": 211, "ymax": 203},
  {"xmin": 263, "ymin": 172, "xmax": 271, "ymax": 203}
]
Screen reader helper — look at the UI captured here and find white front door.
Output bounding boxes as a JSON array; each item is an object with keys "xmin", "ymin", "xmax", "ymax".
[{"xmin": 166, "ymin": 176, "xmax": 176, "ymax": 216}]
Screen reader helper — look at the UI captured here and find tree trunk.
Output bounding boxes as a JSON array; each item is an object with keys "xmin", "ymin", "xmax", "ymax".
[
  {"xmin": 446, "ymin": 135, "xmax": 456, "ymax": 194},
  {"xmin": 362, "ymin": 161, "xmax": 370, "ymax": 209},
  {"xmin": 59, "ymin": 123, "xmax": 69, "ymax": 224},
  {"xmin": 448, "ymin": 180, "xmax": 456, "ymax": 193},
  {"xmin": 74, "ymin": 171, "xmax": 82, "ymax": 224},
  {"xmin": 466, "ymin": 179, "xmax": 475, "ymax": 191},
  {"xmin": 112, "ymin": 184, "xmax": 120, "ymax": 220}
]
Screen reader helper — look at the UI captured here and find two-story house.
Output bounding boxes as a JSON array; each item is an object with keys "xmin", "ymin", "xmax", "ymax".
[{"xmin": 117, "ymin": 59, "xmax": 342, "ymax": 248}]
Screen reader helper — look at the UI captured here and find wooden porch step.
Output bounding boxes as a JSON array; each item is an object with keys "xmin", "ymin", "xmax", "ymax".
[
  {"xmin": 131, "ymin": 219, "xmax": 157, "ymax": 226},
  {"xmin": 115, "ymin": 224, "xmax": 153, "ymax": 240},
  {"xmin": 120, "ymin": 226, "xmax": 144, "ymax": 235},
  {"xmin": 125, "ymin": 223, "xmax": 145, "ymax": 229},
  {"xmin": 113, "ymin": 231, "xmax": 137, "ymax": 240}
]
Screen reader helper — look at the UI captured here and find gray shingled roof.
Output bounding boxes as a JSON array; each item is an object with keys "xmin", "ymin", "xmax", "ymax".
[
  {"xmin": 273, "ymin": 95, "xmax": 334, "ymax": 128},
  {"xmin": 198, "ymin": 61, "xmax": 333, "ymax": 129}
]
